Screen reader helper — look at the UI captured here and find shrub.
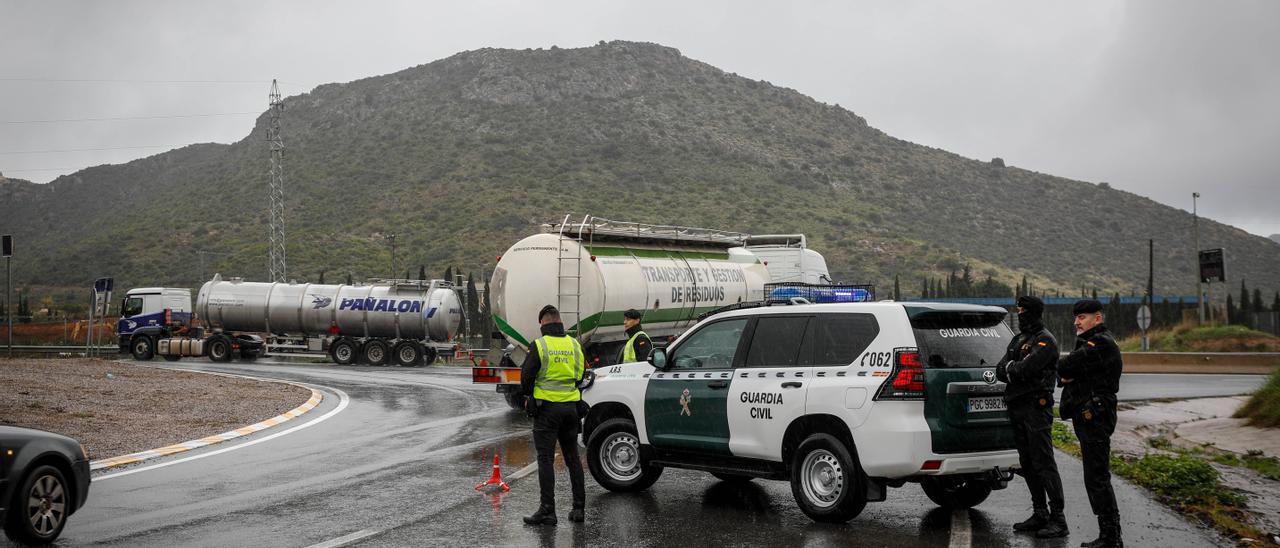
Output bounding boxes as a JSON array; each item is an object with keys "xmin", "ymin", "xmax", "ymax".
[
  {"xmin": 1124, "ymin": 454, "xmax": 1244, "ymax": 506},
  {"xmin": 1234, "ymin": 369, "xmax": 1280, "ymax": 428}
]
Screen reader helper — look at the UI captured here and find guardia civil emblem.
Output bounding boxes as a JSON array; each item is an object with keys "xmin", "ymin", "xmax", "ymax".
[{"xmin": 679, "ymin": 388, "xmax": 692, "ymax": 416}]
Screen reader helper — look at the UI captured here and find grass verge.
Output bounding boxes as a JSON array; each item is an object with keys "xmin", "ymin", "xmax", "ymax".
[
  {"xmin": 1051, "ymin": 421, "xmax": 1271, "ymax": 545},
  {"xmin": 1119, "ymin": 323, "xmax": 1280, "ymax": 352},
  {"xmin": 1235, "ymin": 369, "xmax": 1280, "ymax": 428}
]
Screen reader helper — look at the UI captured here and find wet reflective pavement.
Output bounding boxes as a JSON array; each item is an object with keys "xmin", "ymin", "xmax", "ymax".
[{"xmin": 25, "ymin": 364, "xmax": 1251, "ymax": 547}]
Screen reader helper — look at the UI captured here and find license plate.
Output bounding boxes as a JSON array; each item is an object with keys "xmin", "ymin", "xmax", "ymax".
[{"xmin": 966, "ymin": 396, "xmax": 1006, "ymax": 413}]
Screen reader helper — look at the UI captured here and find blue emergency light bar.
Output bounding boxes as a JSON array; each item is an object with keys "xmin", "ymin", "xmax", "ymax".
[{"xmin": 765, "ymin": 283, "xmax": 875, "ymax": 304}]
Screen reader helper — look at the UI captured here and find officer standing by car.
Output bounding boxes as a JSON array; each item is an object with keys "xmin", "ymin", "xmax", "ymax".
[
  {"xmin": 520, "ymin": 305, "xmax": 587, "ymax": 526},
  {"xmin": 1059, "ymin": 299, "xmax": 1124, "ymax": 548},
  {"xmin": 619, "ymin": 308, "xmax": 651, "ymax": 363},
  {"xmin": 996, "ymin": 295, "xmax": 1069, "ymax": 538}
]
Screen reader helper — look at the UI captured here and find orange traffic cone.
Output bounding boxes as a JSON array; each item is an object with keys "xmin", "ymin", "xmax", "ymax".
[{"xmin": 474, "ymin": 452, "xmax": 510, "ymax": 492}]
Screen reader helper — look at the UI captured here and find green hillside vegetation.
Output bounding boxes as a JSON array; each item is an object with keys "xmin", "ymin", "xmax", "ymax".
[
  {"xmin": 1119, "ymin": 324, "xmax": 1280, "ymax": 352},
  {"xmin": 2, "ymin": 41, "xmax": 1278, "ymax": 308}
]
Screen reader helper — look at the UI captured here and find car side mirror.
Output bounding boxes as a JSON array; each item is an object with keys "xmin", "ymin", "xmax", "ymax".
[{"xmin": 648, "ymin": 348, "xmax": 667, "ymax": 369}]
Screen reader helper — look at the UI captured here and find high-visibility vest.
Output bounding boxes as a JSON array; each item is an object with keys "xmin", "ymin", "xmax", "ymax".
[
  {"xmin": 533, "ymin": 335, "xmax": 584, "ymax": 402},
  {"xmin": 622, "ymin": 330, "xmax": 649, "ymax": 363}
]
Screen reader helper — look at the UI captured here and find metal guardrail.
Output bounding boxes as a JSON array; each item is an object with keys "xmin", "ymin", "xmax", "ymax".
[{"xmin": 3, "ymin": 345, "xmax": 121, "ymax": 355}]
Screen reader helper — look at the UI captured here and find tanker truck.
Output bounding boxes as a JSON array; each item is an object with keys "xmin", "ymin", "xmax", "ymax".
[
  {"xmin": 472, "ymin": 215, "xmax": 833, "ymax": 407},
  {"xmin": 119, "ymin": 275, "xmax": 463, "ymax": 366}
]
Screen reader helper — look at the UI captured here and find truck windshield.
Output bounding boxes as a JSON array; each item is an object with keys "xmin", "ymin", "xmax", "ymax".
[
  {"xmin": 908, "ymin": 309, "xmax": 1011, "ymax": 369},
  {"xmin": 122, "ymin": 297, "xmax": 144, "ymax": 318}
]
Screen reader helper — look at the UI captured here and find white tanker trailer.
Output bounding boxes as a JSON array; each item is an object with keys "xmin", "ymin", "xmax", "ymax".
[
  {"xmin": 196, "ymin": 275, "xmax": 464, "ymax": 365},
  {"xmin": 118, "ymin": 275, "xmax": 463, "ymax": 366},
  {"xmin": 474, "ymin": 215, "xmax": 833, "ymax": 408}
]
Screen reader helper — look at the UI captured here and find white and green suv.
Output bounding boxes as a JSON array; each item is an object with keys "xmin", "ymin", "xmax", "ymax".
[{"xmin": 580, "ymin": 301, "xmax": 1020, "ymax": 523}]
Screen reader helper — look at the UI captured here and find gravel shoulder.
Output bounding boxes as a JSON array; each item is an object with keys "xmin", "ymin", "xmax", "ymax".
[{"xmin": 0, "ymin": 358, "xmax": 310, "ymax": 460}]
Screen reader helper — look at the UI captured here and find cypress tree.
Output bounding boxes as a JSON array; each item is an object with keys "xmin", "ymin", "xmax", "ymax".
[
  {"xmin": 1253, "ymin": 288, "xmax": 1264, "ymax": 313},
  {"xmin": 443, "ymin": 266, "xmax": 454, "ymax": 285},
  {"xmin": 466, "ymin": 273, "xmax": 479, "ymax": 340},
  {"xmin": 418, "ymin": 265, "xmax": 427, "ymax": 281},
  {"xmin": 346, "ymin": 273, "xmax": 353, "ymax": 285},
  {"xmin": 921, "ymin": 278, "xmax": 929, "ymax": 299},
  {"xmin": 1227, "ymin": 294, "xmax": 1236, "ymax": 325},
  {"xmin": 1273, "ymin": 291, "xmax": 1280, "ymax": 312},
  {"xmin": 893, "ymin": 274, "xmax": 901, "ymax": 301},
  {"xmin": 1240, "ymin": 279, "xmax": 1250, "ymax": 324}
]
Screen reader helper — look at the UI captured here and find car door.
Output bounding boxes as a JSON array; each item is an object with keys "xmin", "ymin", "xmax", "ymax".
[
  {"xmin": 644, "ymin": 317, "xmax": 749, "ymax": 455},
  {"xmin": 727, "ymin": 314, "xmax": 813, "ymax": 460}
]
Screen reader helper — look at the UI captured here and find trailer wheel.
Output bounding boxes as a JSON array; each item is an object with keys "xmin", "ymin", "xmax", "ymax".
[
  {"xmin": 130, "ymin": 335, "xmax": 155, "ymax": 361},
  {"xmin": 329, "ymin": 338, "xmax": 358, "ymax": 365},
  {"xmin": 393, "ymin": 341, "xmax": 423, "ymax": 367},
  {"xmin": 423, "ymin": 346, "xmax": 438, "ymax": 366},
  {"xmin": 207, "ymin": 336, "xmax": 233, "ymax": 362},
  {"xmin": 163, "ymin": 355, "xmax": 182, "ymax": 362},
  {"xmin": 362, "ymin": 339, "xmax": 390, "ymax": 366}
]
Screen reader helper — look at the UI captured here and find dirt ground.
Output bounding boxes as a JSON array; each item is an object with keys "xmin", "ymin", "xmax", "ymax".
[{"xmin": 0, "ymin": 358, "xmax": 310, "ymax": 460}]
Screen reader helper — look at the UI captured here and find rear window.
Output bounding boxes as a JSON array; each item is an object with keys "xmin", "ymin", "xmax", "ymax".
[
  {"xmin": 743, "ymin": 316, "xmax": 811, "ymax": 367},
  {"xmin": 907, "ymin": 309, "xmax": 1011, "ymax": 369}
]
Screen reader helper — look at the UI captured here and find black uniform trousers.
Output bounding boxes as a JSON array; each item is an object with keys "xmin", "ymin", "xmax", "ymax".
[
  {"xmin": 532, "ymin": 400, "xmax": 585, "ymax": 510},
  {"xmin": 1009, "ymin": 395, "xmax": 1065, "ymax": 513},
  {"xmin": 1072, "ymin": 400, "xmax": 1119, "ymax": 518}
]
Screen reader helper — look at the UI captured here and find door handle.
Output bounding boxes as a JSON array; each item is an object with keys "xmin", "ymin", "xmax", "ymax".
[
  {"xmin": 707, "ymin": 380, "xmax": 729, "ymax": 390},
  {"xmin": 781, "ymin": 381, "xmax": 803, "ymax": 389}
]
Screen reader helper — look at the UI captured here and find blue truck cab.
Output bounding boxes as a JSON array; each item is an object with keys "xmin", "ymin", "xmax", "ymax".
[{"xmin": 117, "ymin": 288, "xmax": 192, "ymax": 359}]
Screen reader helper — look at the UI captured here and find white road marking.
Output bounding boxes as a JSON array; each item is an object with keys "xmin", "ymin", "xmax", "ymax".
[
  {"xmin": 95, "ymin": 385, "xmax": 350, "ymax": 481},
  {"xmin": 509, "ymin": 460, "xmax": 540, "ymax": 480},
  {"xmin": 948, "ymin": 508, "xmax": 972, "ymax": 548},
  {"xmin": 304, "ymin": 528, "xmax": 379, "ymax": 548}
]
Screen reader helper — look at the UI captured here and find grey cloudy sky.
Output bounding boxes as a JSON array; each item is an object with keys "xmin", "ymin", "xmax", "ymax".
[{"xmin": 3, "ymin": 0, "xmax": 1278, "ymax": 237}]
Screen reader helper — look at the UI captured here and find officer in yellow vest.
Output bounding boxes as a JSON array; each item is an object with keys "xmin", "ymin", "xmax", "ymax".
[
  {"xmin": 620, "ymin": 308, "xmax": 651, "ymax": 363},
  {"xmin": 519, "ymin": 305, "xmax": 587, "ymax": 525}
]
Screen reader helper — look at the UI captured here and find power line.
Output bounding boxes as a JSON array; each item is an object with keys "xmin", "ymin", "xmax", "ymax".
[
  {"xmin": 3, "ymin": 112, "xmax": 259, "ymax": 124},
  {"xmin": 0, "ymin": 78, "xmax": 307, "ymax": 85},
  {"xmin": 0, "ymin": 145, "xmax": 185, "ymax": 155}
]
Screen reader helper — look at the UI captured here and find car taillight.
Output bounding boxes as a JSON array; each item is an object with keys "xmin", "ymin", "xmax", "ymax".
[{"xmin": 876, "ymin": 347, "xmax": 926, "ymax": 400}]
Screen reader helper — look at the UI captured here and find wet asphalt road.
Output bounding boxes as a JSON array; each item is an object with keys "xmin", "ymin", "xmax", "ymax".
[{"xmin": 27, "ymin": 364, "xmax": 1258, "ymax": 548}]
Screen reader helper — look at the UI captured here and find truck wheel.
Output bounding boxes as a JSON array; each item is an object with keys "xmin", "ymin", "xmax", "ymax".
[
  {"xmin": 422, "ymin": 347, "xmax": 438, "ymax": 366},
  {"xmin": 3, "ymin": 464, "xmax": 70, "ymax": 545},
  {"xmin": 587, "ymin": 418, "xmax": 662, "ymax": 492},
  {"xmin": 392, "ymin": 341, "xmax": 423, "ymax": 367},
  {"xmin": 239, "ymin": 348, "xmax": 259, "ymax": 362},
  {"xmin": 790, "ymin": 433, "xmax": 867, "ymax": 523},
  {"xmin": 207, "ymin": 337, "xmax": 233, "ymax": 362},
  {"xmin": 130, "ymin": 335, "xmax": 154, "ymax": 361},
  {"xmin": 163, "ymin": 355, "xmax": 182, "ymax": 362},
  {"xmin": 919, "ymin": 476, "xmax": 993, "ymax": 509},
  {"xmin": 329, "ymin": 338, "xmax": 358, "ymax": 365},
  {"xmin": 362, "ymin": 339, "xmax": 390, "ymax": 366}
]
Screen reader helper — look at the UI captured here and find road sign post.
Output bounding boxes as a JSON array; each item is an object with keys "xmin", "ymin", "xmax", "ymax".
[
  {"xmin": 1137, "ymin": 305, "xmax": 1152, "ymax": 351},
  {"xmin": 3, "ymin": 234, "xmax": 12, "ymax": 358}
]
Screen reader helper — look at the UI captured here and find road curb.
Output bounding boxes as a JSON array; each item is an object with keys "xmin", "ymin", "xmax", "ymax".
[{"xmin": 89, "ymin": 371, "xmax": 324, "ymax": 471}]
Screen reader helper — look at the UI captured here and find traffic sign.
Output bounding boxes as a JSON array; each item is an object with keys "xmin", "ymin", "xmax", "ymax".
[{"xmin": 1136, "ymin": 305, "xmax": 1152, "ymax": 331}]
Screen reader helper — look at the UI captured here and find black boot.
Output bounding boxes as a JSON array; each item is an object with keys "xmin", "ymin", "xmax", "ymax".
[
  {"xmin": 523, "ymin": 505, "xmax": 557, "ymax": 526},
  {"xmin": 1013, "ymin": 510, "xmax": 1049, "ymax": 532},
  {"xmin": 1082, "ymin": 516, "xmax": 1122, "ymax": 548},
  {"xmin": 567, "ymin": 506, "xmax": 585, "ymax": 523},
  {"xmin": 1035, "ymin": 511, "xmax": 1069, "ymax": 538}
]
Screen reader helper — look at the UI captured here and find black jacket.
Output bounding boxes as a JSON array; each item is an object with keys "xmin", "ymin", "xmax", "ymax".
[
  {"xmin": 519, "ymin": 322, "xmax": 583, "ymax": 398},
  {"xmin": 995, "ymin": 322, "xmax": 1059, "ymax": 404},
  {"xmin": 624, "ymin": 324, "xmax": 652, "ymax": 362},
  {"xmin": 1058, "ymin": 324, "xmax": 1123, "ymax": 418}
]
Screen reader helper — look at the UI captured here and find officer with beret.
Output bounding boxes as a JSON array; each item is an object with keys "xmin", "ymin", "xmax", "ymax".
[
  {"xmin": 519, "ymin": 305, "xmax": 587, "ymax": 525},
  {"xmin": 1059, "ymin": 299, "xmax": 1124, "ymax": 548},
  {"xmin": 997, "ymin": 295, "xmax": 1068, "ymax": 538},
  {"xmin": 619, "ymin": 309, "xmax": 651, "ymax": 363}
]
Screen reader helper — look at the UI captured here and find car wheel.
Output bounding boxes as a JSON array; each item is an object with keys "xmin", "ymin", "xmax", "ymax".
[
  {"xmin": 329, "ymin": 338, "xmax": 358, "ymax": 365},
  {"xmin": 711, "ymin": 472, "xmax": 754, "ymax": 483},
  {"xmin": 130, "ymin": 335, "xmax": 154, "ymax": 361},
  {"xmin": 790, "ymin": 433, "xmax": 867, "ymax": 523},
  {"xmin": 587, "ymin": 418, "xmax": 662, "ymax": 492},
  {"xmin": 919, "ymin": 476, "xmax": 993, "ymax": 509},
  {"xmin": 207, "ymin": 337, "xmax": 232, "ymax": 362},
  {"xmin": 362, "ymin": 339, "xmax": 390, "ymax": 366},
  {"xmin": 3, "ymin": 464, "xmax": 70, "ymax": 545},
  {"xmin": 392, "ymin": 341, "xmax": 423, "ymax": 367}
]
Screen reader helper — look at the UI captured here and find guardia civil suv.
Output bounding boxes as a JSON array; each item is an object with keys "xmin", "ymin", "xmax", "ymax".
[{"xmin": 579, "ymin": 299, "xmax": 1020, "ymax": 523}]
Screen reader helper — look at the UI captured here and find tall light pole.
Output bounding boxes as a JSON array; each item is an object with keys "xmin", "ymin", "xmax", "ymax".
[
  {"xmin": 1193, "ymin": 192, "xmax": 1203, "ymax": 324},
  {"xmin": 385, "ymin": 233, "xmax": 397, "ymax": 279}
]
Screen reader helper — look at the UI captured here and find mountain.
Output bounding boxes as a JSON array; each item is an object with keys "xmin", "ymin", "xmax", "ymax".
[
  {"xmin": 1270, "ymin": 234, "xmax": 1280, "ymax": 245},
  {"xmin": 2, "ymin": 41, "xmax": 1278, "ymax": 302}
]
